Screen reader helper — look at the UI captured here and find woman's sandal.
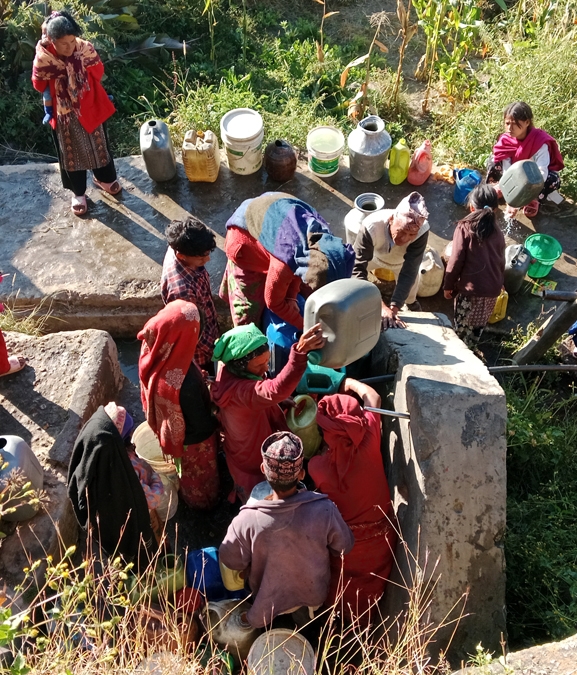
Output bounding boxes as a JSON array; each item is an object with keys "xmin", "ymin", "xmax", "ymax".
[
  {"xmin": 71, "ymin": 194, "xmax": 87, "ymax": 216},
  {"xmin": 0, "ymin": 355, "xmax": 26, "ymax": 377},
  {"xmin": 93, "ymin": 178, "xmax": 122, "ymax": 195},
  {"xmin": 523, "ymin": 200, "xmax": 540, "ymax": 218}
]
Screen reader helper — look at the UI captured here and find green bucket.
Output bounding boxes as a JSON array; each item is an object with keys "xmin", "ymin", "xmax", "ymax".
[{"xmin": 524, "ymin": 233, "xmax": 562, "ymax": 279}]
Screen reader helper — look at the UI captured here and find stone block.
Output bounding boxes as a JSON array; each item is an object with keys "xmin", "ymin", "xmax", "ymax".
[
  {"xmin": 0, "ymin": 329, "xmax": 124, "ymax": 586},
  {"xmin": 380, "ymin": 313, "xmax": 507, "ymax": 663}
]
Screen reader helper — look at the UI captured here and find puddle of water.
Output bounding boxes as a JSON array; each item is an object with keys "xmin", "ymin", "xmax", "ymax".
[{"xmin": 115, "ymin": 338, "xmax": 141, "ymax": 386}]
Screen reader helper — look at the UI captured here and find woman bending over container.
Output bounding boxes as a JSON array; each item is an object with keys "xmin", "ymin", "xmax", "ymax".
[
  {"xmin": 443, "ymin": 184, "xmax": 505, "ymax": 349},
  {"xmin": 308, "ymin": 384, "xmax": 397, "ymax": 622},
  {"xmin": 32, "ymin": 11, "xmax": 119, "ymax": 216},
  {"xmin": 138, "ymin": 299, "xmax": 220, "ymax": 510},
  {"xmin": 211, "ymin": 322, "xmax": 325, "ymax": 504},
  {"xmin": 219, "ymin": 191, "xmax": 354, "ymax": 329},
  {"xmin": 486, "ymin": 101, "xmax": 564, "ymax": 219}
]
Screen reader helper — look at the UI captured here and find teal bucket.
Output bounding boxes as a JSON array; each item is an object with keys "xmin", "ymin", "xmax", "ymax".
[{"xmin": 524, "ymin": 233, "xmax": 562, "ymax": 279}]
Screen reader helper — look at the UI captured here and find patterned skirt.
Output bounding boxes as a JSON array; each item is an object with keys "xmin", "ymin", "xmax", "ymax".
[
  {"xmin": 219, "ymin": 259, "xmax": 266, "ymax": 327},
  {"xmin": 56, "ymin": 114, "xmax": 111, "ymax": 173},
  {"xmin": 179, "ymin": 432, "xmax": 219, "ymax": 510},
  {"xmin": 453, "ymin": 294, "xmax": 498, "ymax": 346}
]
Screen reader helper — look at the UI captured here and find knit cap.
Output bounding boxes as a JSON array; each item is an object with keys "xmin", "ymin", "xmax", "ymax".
[
  {"xmin": 261, "ymin": 431, "xmax": 304, "ymax": 485},
  {"xmin": 104, "ymin": 402, "xmax": 134, "ymax": 440},
  {"xmin": 212, "ymin": 323, "xmax": 268, "ymax": 363}
]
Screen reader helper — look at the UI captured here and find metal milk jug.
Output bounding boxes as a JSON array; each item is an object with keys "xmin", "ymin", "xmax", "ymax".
[
  {"xmin": 140, "ymin": 119, "xmax": 177, "ymax": 182},
  {"xmin": 499, "ymin": 160, "xmax": 544, "ymax": 208},
  {"xmin": 303, "ymin": 278, "xmax": 382, "ymax": 369},
  {"xmin": 504, "ymin": 244, "xmax": 531, "ymax": 294},
  {"xmin": 344, "ymin": 192, "xmax": 385, "ymax": 245},
  {"xmin": 202, "ymin": 599, "xmax": 260, "ymax": 663},
  {"xmin": 0, "ymin": 436, "xmax": 43, "ymax": 522},
  {"xmin": 348, "ymin": 115, "xmax": 392, "ymax": 183}
]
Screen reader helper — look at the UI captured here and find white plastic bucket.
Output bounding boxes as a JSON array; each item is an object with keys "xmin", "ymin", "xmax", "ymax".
[
  {"xmin": 307, "ymin": 126, "xmax": 344, "ymax": 177},
  {"xmin": 133, "ymin": 422, "xmax": 179, "ymax": 486},
  {"xmin": 247, "ymin": 629, "xmax": 315, "ymax": 675},
  {"xmin": 220, "ymin": 108, "xmax": 264, "ymax": 175}
]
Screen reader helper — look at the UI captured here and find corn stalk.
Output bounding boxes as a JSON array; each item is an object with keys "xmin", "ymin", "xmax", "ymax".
[
  {"xmin": 312, "ymin": 0, "xmax": 339, "ymax": 62},
  {"xmin": 393, "ymin": 0, "xmax": 418, "ymax": 106}
]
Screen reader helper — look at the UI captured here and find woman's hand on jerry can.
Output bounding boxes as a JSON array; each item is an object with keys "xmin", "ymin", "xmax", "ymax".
[{"xmin": 295, "ymin": 322, "xmax": 326, "ymax": 353}]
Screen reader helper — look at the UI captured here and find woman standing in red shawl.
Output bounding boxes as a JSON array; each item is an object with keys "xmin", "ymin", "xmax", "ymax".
[
  {"xmin": 308, "ymin": 382, "xmax": 397, "ymax": 621},
  {"xmin": 486, "ymin": 101, "xmax": 564, "ymax": 219},
  {"xmin": 32, "ymin": 11, "xmax": 119, "ymax": 216},
  {"xmin": 138, "ymin": 299, "xmax": 219, "ymax": 509}
]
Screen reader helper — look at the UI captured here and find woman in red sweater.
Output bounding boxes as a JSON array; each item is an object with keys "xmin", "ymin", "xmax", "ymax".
[
  {"xmin": 444, "ymin": 184, "xmax": 505, "ymax": 348},
  {"xmin": 32, "ymin": 11, "xmax": 119, "ymax": 216}
]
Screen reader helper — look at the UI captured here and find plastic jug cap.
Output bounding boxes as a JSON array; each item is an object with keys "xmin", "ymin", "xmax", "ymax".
[{"xmin": 307, "ymin": 350, "xmax": 322, "ymax": 366}]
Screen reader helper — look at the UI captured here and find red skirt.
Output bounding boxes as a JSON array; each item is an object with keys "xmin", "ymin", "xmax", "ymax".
[
  {"xmin": 179, "ymin": 432, "xmax": 219, "ymax": 510},
  {"xmin": 0, "ymin": 331, "xmax": 9, "ymax": 374},
  {"xmin": 328, "ymin": 515, "xmax": 397, "ymax": 621}
]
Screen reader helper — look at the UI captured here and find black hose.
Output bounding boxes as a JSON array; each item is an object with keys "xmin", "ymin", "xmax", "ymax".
[{"xmin": 488, "ymin": 364, "xmax": 577, "ymax": 374}]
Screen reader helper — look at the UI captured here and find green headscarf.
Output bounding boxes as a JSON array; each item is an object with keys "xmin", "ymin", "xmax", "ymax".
[{"xmin": 212, "ymin": 323, "xmax": 268, "ymax": 364}]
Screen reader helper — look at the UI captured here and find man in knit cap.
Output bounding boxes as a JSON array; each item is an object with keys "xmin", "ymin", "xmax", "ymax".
[{"xmin": 219, "ymin": 431, "xmax": 354, "ymax": 628}]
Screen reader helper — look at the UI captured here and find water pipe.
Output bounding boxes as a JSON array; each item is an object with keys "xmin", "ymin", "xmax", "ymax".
[{"xmin": 363, "ymin": 406, "xmax": 410, "ymax": 420}]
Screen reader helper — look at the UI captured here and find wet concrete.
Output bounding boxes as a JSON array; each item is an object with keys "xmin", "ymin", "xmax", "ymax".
[{"xmin": 1, "ymin": 153, "xmax": 575, "ymax": 337}]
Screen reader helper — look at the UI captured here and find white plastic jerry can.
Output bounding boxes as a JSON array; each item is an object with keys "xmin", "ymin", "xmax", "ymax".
[
  {"xmin": 140, "ymin": 119, "xmax": 177, "ymax": 182},
  {"xmin": 417, "ymin": 246, "xmax": 444, "ymax": 297},
  {"xmin": 0, "ymin": 435, "xmax": 43, "ymax": 522}
]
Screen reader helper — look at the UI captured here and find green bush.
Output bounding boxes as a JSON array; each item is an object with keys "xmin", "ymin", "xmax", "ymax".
[{"xmin": 434, "ymin": 36, "xmax": 577, "ymax": 199}]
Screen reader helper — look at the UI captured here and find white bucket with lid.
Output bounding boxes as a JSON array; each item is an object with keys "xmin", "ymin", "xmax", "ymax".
[
  {"xmin": 247, "ymin": 629, "xmax": 315, "ymax": 675},
  {"xmin": 220, "ymin": 108, "xmax": 264, "ymax": 175},
  {"xmin": 307, "ymin": 126, "xmax": 344, "ymax": 177}
]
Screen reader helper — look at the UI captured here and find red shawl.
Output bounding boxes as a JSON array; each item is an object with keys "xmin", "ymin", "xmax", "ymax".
[
  {"xmin": 138, "ymin": 300, "xmax": 200, "ymax": 459},
  {"xmin": 492, "ymin": 127, "xmax": 564, "ymax": 171},
  {"xmin": 316, "ymin": 394, "xmax": 368, "ymax": 490}
]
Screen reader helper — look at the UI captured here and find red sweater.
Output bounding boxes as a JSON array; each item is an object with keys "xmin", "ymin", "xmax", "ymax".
[
  {"xmin": 211, "ymin": 345, "xmax": 308, "ymax": 502},
  {"xmin": 32, "ymin": 43, "xmax": 115, "ymax": 134},
  {"xmin": 225, "ymin": 227, "xmax": 308, "ymax": 329}
]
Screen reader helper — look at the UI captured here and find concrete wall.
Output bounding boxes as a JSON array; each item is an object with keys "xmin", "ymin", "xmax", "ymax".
[{"xmin": 377, "ymin": 313, "xmax": 507, "ymax": 663}]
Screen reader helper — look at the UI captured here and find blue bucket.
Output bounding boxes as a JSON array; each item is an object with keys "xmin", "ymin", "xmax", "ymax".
[
  {"xmin": 453, "ymin": 168, "xmax": 482, "ymax": 205},
  {"xmin": 186, "ymin": 547, "xmax": 247, "ymax": 601}
]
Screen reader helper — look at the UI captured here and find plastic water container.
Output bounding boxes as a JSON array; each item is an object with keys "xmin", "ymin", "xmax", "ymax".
[
  {"xmin": 140, "ymin": 120, "xmax": 177, "ymax": 182},
  {"xmin": 344, "ymin": 193, "xmax": 385, "ymax": 246},
  {"xmin": 295, "ymin": 363, "xmax": 346, "ymax": 395},
  {"xmin": 453, "ymin": 168, "xmax": 482, "ymax": 205},
  {"xmin": 388, "ymin": 138, "xmax": 411, "ymax": 185},
  {"xmin": 417, "ymin": 246, "xmax": 444, "ymax": 297},
  {"xmin": 186, "ymin": 548, "xmax": 247, "ymax": 601},
  {"xmin": 182, "ymin": 129, "xmax": 220, "ymax": 182},
  {"xmin": 524, "ymin": 233, "xmax": 563, "ymax": 278},
  {"xmin": 0, "ymin": 436, "xmax": 43, "ymax": 522},
  {"xmin": 133, "ymin": 422, "xmax": 180, "ymax": 489},
  {"xmin": 504, "ymin": 244, "xmax": 532, "ymax": 294},
  {"xmin": 499, "ymin": 160, "xmax": 544, "ymax": 208},
  {"xmin": 408, "ymin": 140, "xmax": 433, "ymax": 186},
  {"xmin": 488, "ymin": 289, "xmax": 508, "ymax": 324},
  {"xmin": 220, "ymin": 108, "xmax": 264, "ymax": 175},
  {"xmin": 247, "ymin": 629, "xmax": 315, "ymax": 675},
  {"xmin": 286, "ymin": 395, "xmax": 322, "ymax": 459},
  {"xmin": 307, "ymin": 126, "xmax": 345, "ymax": 177},
  {"xmin": 303, "ymin": 279, "xmax": 382, "ymax": 368}
]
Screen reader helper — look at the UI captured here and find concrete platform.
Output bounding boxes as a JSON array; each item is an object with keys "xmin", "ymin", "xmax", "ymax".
[{"xmin": 2, "ymin": 153, "xmax": 575, "ymax": 337}]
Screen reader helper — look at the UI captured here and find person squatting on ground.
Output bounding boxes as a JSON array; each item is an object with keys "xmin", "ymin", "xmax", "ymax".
[
  {"xmin": 486, "ymin": 100, "xmax": 564, "ymax": 219},
  {"xmin": 308, "ymin": 385, "xmax": 397, "ymax": 622},
  {"xmin": 32, "ymin": 11, "xmax": 120, "ymax": 217},
  {"xmin": 138, "ymin": 299, "xmax": 220, "ymax": 510},
  {"xmin": 219, "ymin": 192, "xmax": 354, "ymax": 330},
  {"xmin": 211, "ymin": 322, "xmax": 325, "ymax": 504},
  {"xmin": 352, "ymin": 192, "xmax": 429, "ymax": 330},
  {"xmin": 161, "ymin": 217, "xmax": 220, "ymax": 372},
  {"xmin": 444, "ymin": 184, "xmax": 505, "ymax": 349},
  {"xmin": 219, "ymin": 431, "xmax": 354, "ymax": 629}
]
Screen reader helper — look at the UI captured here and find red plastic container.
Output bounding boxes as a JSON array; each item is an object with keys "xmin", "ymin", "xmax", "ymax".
[{"xmin": 407, "ymin": 140, "xmax": 433, "ymax": 186}]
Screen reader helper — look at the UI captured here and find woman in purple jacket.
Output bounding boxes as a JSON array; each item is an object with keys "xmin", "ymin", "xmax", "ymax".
[{"xmin": 444, "ymin": 184, "xmax": 505, "ymax": 348}]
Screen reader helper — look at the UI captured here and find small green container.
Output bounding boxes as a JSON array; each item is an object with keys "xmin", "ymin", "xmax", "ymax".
[{"xmin": 525, "ymin": 233, "xmax": 563, "ymax": 279}]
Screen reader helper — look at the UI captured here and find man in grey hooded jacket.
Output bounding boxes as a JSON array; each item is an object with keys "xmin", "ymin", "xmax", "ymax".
[{"xmin": 219, "ymin": 432, "xmax": 354, "ymax": 628}]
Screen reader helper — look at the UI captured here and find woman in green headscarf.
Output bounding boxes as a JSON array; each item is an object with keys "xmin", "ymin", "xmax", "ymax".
[{"xmin": 212, "ymin": 322, "xmax": 324, "ymax": 503}]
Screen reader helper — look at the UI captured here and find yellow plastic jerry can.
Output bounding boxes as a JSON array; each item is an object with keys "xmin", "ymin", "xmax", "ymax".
[{"xmin": 488, "ymin": 289, "xmax": 508, "ymax": 324}]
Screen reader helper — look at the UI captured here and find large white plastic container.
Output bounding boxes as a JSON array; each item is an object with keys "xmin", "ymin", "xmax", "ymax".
[
  {"xmin": 133, "ymin": 422, "xmax": 179, "ymax": 489},
  {"xmin": 307, "ymin": 126, "xmax": 344, "ymax": 177},
  {"xmin": 417, "ymin": 246, "xmax": 444, "ymax": 297},
  {"xmin": 140, "ymin": 120, "xmax": 177, "ymax": 182},
  {"xmin": 247, "ymin": 629, "xmax": 315, "ymax": 675},
  {"xmin": 182, "ymin": 129, "xmax": 220, "ymax": 182},
  {"xmin": 0, "ymin": 435, "xmax": 43, "ymax": 522},
  {"xmin": 220, "ymin": 108, "xmax": 264, "ymax": 175},
  {"xmin": 499, "ymin": 159, "xmax": 544, "ymax": 208},
  {"xmin": 303, "ymin": 278, "xmax": 382, "ymax": 368}
]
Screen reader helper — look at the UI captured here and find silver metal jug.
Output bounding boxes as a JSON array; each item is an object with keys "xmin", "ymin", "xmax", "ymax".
[
  {"xmin": 202, "ymin": 599, "xmax": 261, "ymax": 663},
  {"xmin": 140, "ymin": 119, "xmax": 177, "ymax": 182},
  {"xmin": 347, "ymin": 115, "xmax": 392, "ymax": 183}
]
